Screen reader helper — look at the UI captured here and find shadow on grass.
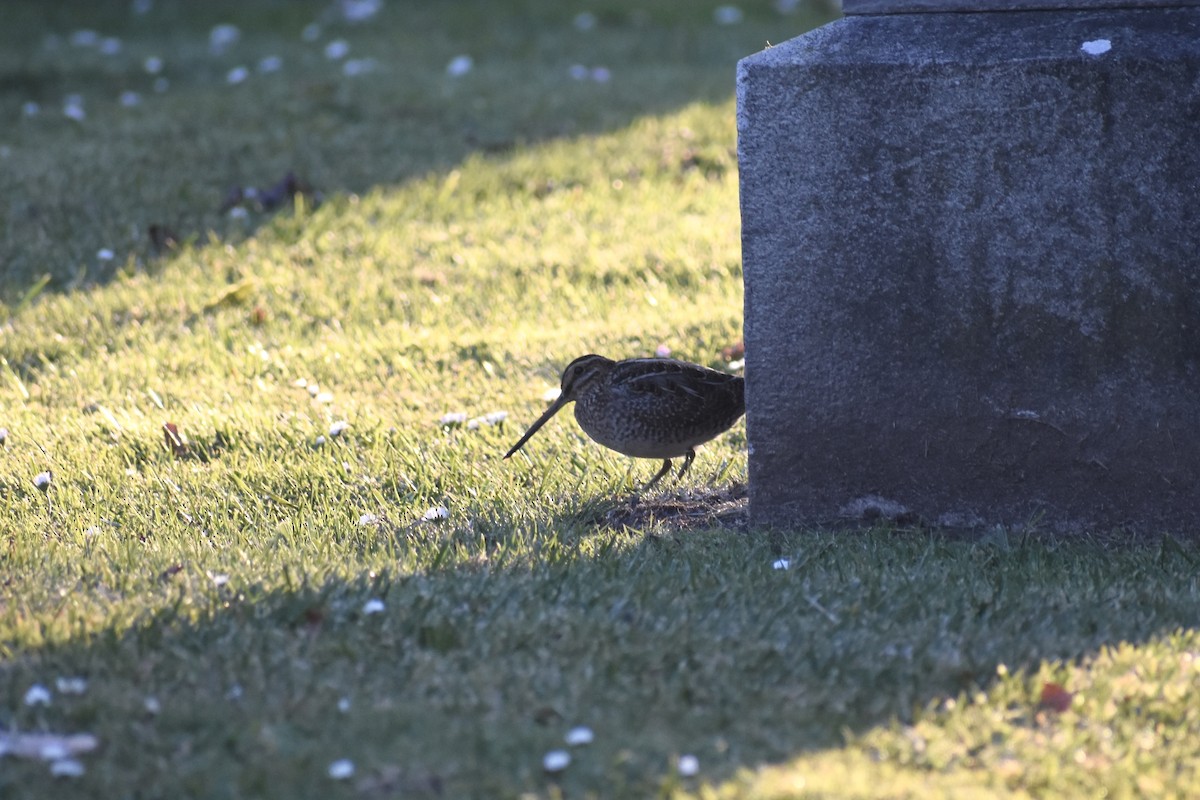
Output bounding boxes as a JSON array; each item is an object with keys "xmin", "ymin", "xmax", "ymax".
[
  {"xmin": 3, "ymin": 514, "xmax": 1199, "ymax": 798},
  {"xmin": 0, "ymin": 0, "xmax": 835, "ymax": 301}
]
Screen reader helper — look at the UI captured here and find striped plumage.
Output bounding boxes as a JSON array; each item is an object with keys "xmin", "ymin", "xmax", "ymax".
[{"xmin": 504, "ymin": 354, "xmax": 745, "ymax": 489}]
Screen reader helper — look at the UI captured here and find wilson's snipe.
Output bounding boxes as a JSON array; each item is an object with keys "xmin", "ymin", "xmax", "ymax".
[{"xmin": 504, "ymin": 354, "xmax": 745, "ymax": 489}]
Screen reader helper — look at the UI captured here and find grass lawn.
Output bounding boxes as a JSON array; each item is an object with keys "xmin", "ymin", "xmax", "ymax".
[{"xmin": 3, "ymin": 1, "xmax": 1199, "ymax": 797}]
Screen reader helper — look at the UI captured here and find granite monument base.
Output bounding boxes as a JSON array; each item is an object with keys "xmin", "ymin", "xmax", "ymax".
[{"xmin": 737, "ymin": 6, "xmax": 1200, "ymax": 532}]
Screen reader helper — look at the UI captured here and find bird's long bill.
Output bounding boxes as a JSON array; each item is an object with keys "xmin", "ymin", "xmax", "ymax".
[{"xmin": 503, "ymin": 395, "xmax": 570, "ymax": 459}]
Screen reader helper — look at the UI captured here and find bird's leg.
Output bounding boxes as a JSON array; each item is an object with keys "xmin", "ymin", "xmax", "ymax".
[
  {"xmin": 642, "ymin": 458, "xmax": 673, "ymax": 491},
  {"xmin": 675, "ymin": 449, "xmax": 696, "ymax": 482}
]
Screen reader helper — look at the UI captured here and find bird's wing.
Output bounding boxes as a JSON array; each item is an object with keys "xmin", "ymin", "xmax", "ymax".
[{"xmin": 613, "ymin": 359, "xmax": 744, "ymax": 427}]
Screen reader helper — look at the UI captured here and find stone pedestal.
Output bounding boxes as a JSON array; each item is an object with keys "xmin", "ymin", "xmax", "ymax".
[{"xmin": 737, "ymin": 4, "xmax": 1200, "ymax": 532}]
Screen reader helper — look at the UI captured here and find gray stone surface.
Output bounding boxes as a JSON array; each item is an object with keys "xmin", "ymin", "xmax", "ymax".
[
  {"xmin": 736, "ymin": 8, "xmax": 1200, "ymax": 533},
  {"xmin": 845, "ymin": 0, "xmax": 1200, "ymax": 14}
]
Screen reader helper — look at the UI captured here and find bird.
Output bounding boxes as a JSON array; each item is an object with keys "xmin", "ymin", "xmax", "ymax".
[{"xmin": 503, "ymin": 354, "xmax": 745, "ymax": 490}]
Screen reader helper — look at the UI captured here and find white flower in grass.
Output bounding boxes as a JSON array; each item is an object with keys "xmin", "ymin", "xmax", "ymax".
[
  {"xmin": 144, "ymin": 55, "xmax": 163, "ymax": 74},
  {"xmin": 446, "ymin": 55, "xmax": 473, "ymax": 77},
  {"xmin": 728, "ymin": 358, "xmax": 745, "ymax": 371},
  {"xmin": 564, "ymin": 726, "xmax": 594, "ymax": 746},
  {"xmin": 337, "ymin": 696, "xmax": 351, "ymax": 713},
  {"xmin": 713, "ymin": 5, "xmax": 744, "ymax": 25},
  {"xmin": 324, "ymin": 39, "xmax": 350, "ymax": 60},
  {"xmin": 358, "ymin": 512, "xmax": 379, "ymax": 527},
  {"xmin": 24, "ymin": 684, "xmax": 52, "ymax": 706},
  {"xmin": 39, "ymin": 743, "xmax": 68, "ymax": 761},
  {"xmin": 329, "ymin": 420, "xmax": 350, "ymax": 437},
  {"xmin": 340, "ymin": 0, "xmax": 382, "ymax": 22},
  {"xmin": 542, "ymin": 749, "xmax": 570, "ymax": 773},
  {"xmin": 328, "ymin": 759, "xmax": 355, "ymax": 779},
  {"xmin": 362, "ymin": 598, "xmax": 385, "ymax": 614},
  {"xmin": 590, "ymin": 66, "xmax": 611, "ymax": 83},
  {"xmin": 772, "ymin": 558, "xmax": 791, "ymax": 570},
  {"xmin": 568, "ymin": 64, "xmax": 589, "ymax": 81},
  {"xmin": 119, "ymin": 91, "xmax": 142, "ymax": 108},
  {"xmin": 33, "ymin": 471, "xmax": 53, "ymax": 491},
  {"xmin": 69, "ymin": 30, "xmax": 100, "ymax": 47},
  {"xmin": 226, "ymin": 66, "xmax": 249, "ymax": 85},
  {"xmin": 307, "ymin": 383, "xmax": 321, "ymax": 396},
  {"xmin": 55, "ymin": 677, "xmax": 88, "ymax": 695},
  {"xmin": 573, "ymin": 12, "xmax": 597, "ymax": 31},
  {"xmin": 439, "ymin": 411, "xmax": 467, "ymax": 427},
  {"xmin": 209, "ymin": 572, "xmax": 230, "ymax": 587},
  {"xmin": 468, "ymin": 411, "xmax": 505, "ymax": 430},
  {"xmin": 62, "ymin": 97, "xmax": 85, "ymax": 121},
  {"xmin": 343, "ymin": 58, "xmax": 376, "ymax": 77},
  {"xmin": 655, "ymin": 344, "xmax": 671, "ymax": 357},
  {"xmin": 209, "ymin": 24, "xmax": 241, "ymax": 54},
  {"xmin": 314, "ymin": 434, "xmax": 327, "ymax": 447},
  {"xmin": 144, "ymin": 696, "xmax": 162, "ymax": 714},
  {"xmin": 23, "ymin": 101, "xmax": 41, "ymax": 117},
  {"xmin": 421, "ymin": 505, "xmax": 449, "ymax": 522},
  {"xmin": 257, "ymin": 55, "xmax": 282, "ymax": 73},
  {"xmin": 153, "ymin": 77, "xmax": 170, "ymax": 93},
  {"xmin": 677, "ymin": 754, "xmax": 700, "ymax": 777},
  {"xmin": 51, "ymin": 759, "xmax": 86, "ymax": 777},
  {"xmin": 316, "ymin": 391, "xmax": 334, "ymax": 404},
  {"xmin": 0, "ymin": 428, "xmax": 7, "ymax": 445},
  {"xmin": 99, "ymin": 37, "xmax": 122, "ymax": 56},
  {"xmin": 301, "ymin": 23, "xmax": 322, "ymax": 42},
  {"xmin": 97, "ymin": 248, "xmax": 115, "ymax": 261},
  {"xmin": 542, "ymin": 387, "xmax": 562, "ymax": 403}
]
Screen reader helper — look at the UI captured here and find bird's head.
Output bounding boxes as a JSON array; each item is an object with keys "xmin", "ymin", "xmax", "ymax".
[
  {"xmin": 557, "ymin": 354, "xmax": 612, "ymax": 402},
  {"xmin": 503, "ymin": 354, "xmax": 613, "ymax": 459}
]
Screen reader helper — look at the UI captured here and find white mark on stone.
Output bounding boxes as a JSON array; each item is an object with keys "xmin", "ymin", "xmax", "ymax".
[
  {"xmin": 1081, "ymin": 39, "xmax": 1111, "ymax": 56},
  {"xmin": 840, "ymin": 494, "xmax": 910, "ymax": 521}
]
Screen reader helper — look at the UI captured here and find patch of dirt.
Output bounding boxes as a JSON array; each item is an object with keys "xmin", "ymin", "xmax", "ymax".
[{"xmin": 602, "ymin": 482, "xmax": 748, "ymax": 531}]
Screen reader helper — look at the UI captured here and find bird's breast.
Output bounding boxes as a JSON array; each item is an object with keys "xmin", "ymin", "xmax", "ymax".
[{"xmin": 573, "ymin": 392, "xmax": 721, "ymax": 459}]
